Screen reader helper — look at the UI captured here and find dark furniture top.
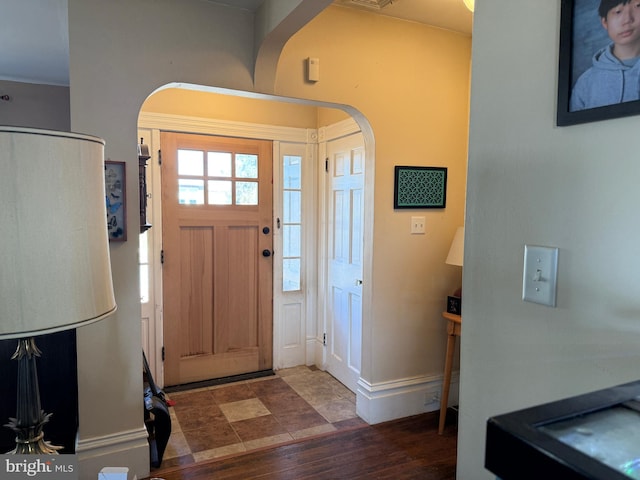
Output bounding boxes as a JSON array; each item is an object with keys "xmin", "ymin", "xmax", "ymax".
[{"xmin": 486, "ymin": 380, "xmax": 640, "ymax": 480}]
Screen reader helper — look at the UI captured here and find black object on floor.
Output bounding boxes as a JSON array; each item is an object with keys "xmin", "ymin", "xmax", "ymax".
[{"xmin": 143, "ymin": 351, "xmax": 171, "ymax": 468}]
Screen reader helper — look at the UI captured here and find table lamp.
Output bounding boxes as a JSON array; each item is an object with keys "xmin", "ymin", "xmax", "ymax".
[
  {"xmin": 445, "ymin": 226, "xmax": 464, "ymax": 268},
  {"xmin": 0, "ymin": 126, "xmax": 116, "ymax": 454},
  {"xmin": 445, "ymin": 226, "xmax": 464, "ymax": 312}
]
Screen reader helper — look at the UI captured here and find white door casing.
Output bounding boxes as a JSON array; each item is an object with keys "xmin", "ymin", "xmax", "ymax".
[
  {"xmin": 138, "ymin": 110, "xmax": 369, "ymax": 396},
  {"xmin": 138, "ymin": 113, "xmax": 315, "ymax": 384},
  {"xmin": 273, "ymin": 141, "xmax": 319, "ymax": 369}
]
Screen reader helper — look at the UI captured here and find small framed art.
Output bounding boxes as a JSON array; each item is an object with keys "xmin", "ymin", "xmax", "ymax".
[
  {"xmin": 447, "ymin": 296, "xmax": 461, "ymax": 315},
  {"xmin": 394, "ymin": 166, "xmax": 447, "ymax": 209},
  {"xmin": 105, "ymin": 160, "xmax": 126, "ymax": 241}
]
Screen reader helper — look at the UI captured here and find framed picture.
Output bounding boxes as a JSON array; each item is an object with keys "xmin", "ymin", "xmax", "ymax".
[
  {"xmin": 393, "ymin": 166, "xmax": 447, "ymax": 209},
  {"xmin": 447, "ymin": 296, "xmax": 461, "ymax": 315},
  {"xmin": 105, "ymin": 160, "xmax": 126, "ymax": 242},
  {"xmin": 557, "ymin": 0, "xmax": 640, "ymax": 126}
]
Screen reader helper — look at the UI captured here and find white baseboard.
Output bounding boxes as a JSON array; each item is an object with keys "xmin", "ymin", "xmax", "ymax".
[
  {"xmin": 76, "ymin": 426, "xmax": 149, "ymax": 480},
  {"xmin": 356, "ymin": 372, "xmax": 459, "ymax": 424}
]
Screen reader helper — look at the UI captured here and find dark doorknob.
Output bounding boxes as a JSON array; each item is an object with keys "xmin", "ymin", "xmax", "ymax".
[
  {"xmin": 262, "ymin": 249, "xmax": 272, "ymax": 257},
  {"xmin": 263, "ymin": 226, "xmax": 270, "ymax": 234}
]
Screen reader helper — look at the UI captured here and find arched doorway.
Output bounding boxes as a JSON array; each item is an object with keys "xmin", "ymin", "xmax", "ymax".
[{"xmin": 138, "ymin": 83, "xmax": 375, "ymax": 397}]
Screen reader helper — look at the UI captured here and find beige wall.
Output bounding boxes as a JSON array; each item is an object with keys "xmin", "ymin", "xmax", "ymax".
[
  {"xmin": 141, "ymin": 88, "xmax": 350, "ymax": 128},
  {"xmin": 143, "ymin": 5, "xmax": 473, "ymax": 388},
  {"xmin": 67, "ymin": 1, "xmax": 470, "ymax": 476},
  {"xmin": 278, "ymin": 5, "xmax": 471, "ymax": 384},
  {"xmin": 458, "ymin": 1, "xmax": 640, "ymax": 478},
  {"xmin": 142, "ymin": 88, "xmax": 320, "ymax": 128},
  {"xmin": 317, "ymin": 106, "xmax": 350, "ymax": 125}
]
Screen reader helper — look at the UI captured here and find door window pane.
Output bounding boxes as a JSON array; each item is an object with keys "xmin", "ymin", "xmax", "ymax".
[
  {"xmin": 179, "ymin": 179, "xmax": 204, "ymax": 204},
  {"xmin": 139, "ymin": 230, "xmax": 149, "ymax": 303},
  {"xmin": 178, "ymin": 149, "xmax": 204, "ymax": 176},
  {"xmin": 283, "ymin": 191, "xmax": 301, "ymax": 223},
  {"xmin": 283, "ymin": 259, "xmax": 301, "ymax": 291},
  {"xmin": 283, "ymin": 225, "xmax": 301, "ymax": 257},
  {"xmin": 236, "ymin": 181, "xmax": 258, "ymax": 205},
  {"xmin": 140, "ymin": 264, "xmax": 149, "ymax": 303},
  {"xmin": 207, "ymin": 180, "xmax": 232, "ymax": 205},
  {"xmin": 236, "ymin": 154, "xmax": 258, "ymax": 178},
  {"xmin": 282, "ymin": 154, "xmax": 303, "ymax": 292},
  {"xmin": 207, "ymin": 151, "xmax": 232, "ymax": 177},
  {"xmin": 283, "ymin": 155, "xmax": 301, "ymax": 189},
  {"xmin": 139, "ymin": 230, "xmax": 149, "ymax": 263}
]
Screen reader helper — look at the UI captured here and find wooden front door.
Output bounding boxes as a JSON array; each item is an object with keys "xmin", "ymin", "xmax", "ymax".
[{"xmin": 161, "ymin": 132, "xmax": 273, "ymax": 386}]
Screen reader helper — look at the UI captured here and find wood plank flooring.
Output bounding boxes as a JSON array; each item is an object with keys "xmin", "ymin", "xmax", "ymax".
[{"xmin": 145, "ymin": 411, "xmax": 457, "ymax": 479}]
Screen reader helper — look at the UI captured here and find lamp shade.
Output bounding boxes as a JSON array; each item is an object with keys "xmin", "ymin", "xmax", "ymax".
[
  {"xmin": 463, "ymin": 0, "xmax": 474, "ymax": 12},
  {"xmin": 445, "ymin": 226, "xmax": 465, "ymax": 267},
  {"xmin": 0, "ymin": 127, "xmax": 116, "ymax": 339}
]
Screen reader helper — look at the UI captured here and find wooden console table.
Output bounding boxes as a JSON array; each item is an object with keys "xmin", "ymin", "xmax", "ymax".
[{"xmin": 438, "ymin": 311, "xmax": 461, "ymax": 434}]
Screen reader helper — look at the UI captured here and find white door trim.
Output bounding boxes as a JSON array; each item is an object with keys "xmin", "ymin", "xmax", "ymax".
[
  {"xmin": 139, "ymin": 112, "xmax": 314, "ymax": 143},
  {"xmin": 138, "ymin": 112, "xmax": 373, "ymax": 395},
  {"xmin": 138, "ymin": 112, "xmax": 316, "ymax": 384}
]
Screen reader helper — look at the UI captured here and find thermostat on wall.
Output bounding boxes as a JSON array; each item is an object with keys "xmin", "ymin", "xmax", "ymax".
[{"xmin": 307, "ymin": 57, "xmax": 319, "ymax": 82}]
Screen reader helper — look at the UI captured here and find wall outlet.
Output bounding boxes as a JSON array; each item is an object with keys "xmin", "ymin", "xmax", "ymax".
[{"xmin": 426, "ymin": 392, "xmax": 440, "ymax": 405}]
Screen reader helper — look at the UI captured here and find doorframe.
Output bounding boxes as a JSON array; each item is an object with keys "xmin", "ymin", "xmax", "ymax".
[
  {"xmin": 139, "ymin": 111, "xmax": 317, "ymax": 385},
  {"xmin": 138, "ymin": 109, "xmax": 375, "ymax": 397}
]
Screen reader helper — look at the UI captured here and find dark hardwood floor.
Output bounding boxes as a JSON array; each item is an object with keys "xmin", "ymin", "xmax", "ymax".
[{"xmin": 145, "ymin": 411, "xmax": 457, "ymax": 479}]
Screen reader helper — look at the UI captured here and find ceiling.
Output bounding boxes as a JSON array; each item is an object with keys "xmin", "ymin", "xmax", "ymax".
[{"xmin": 0, "ymin": 0, "xmax": 472, "ymax": 88}]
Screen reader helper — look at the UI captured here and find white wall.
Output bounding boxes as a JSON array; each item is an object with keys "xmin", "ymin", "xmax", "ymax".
[
  {"xmin": 458, "ymin": 1, "xmax": 640, "ymax": 478},
  {"xmin": 0, "ymin": 80, "xmax": 70, "ymax": 130},
  {"xmin": 68, "ymin": 1, "xmax": 256, "ymax": 477}
]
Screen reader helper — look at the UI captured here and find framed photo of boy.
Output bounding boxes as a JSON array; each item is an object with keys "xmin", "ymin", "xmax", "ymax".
[{"xmin": 557, "ymin": 0, "xmax": 640, "ymax": 126}]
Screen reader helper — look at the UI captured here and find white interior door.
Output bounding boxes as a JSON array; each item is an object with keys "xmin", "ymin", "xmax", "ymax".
[{"xmin": 326, "ymin": 133, "xmax": 364, "ymax": 393}]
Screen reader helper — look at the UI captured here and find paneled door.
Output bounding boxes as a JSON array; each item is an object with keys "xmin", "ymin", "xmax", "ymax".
[
  {"xmin": 161, "ymin": 132, "xmax": 273, "ymax": 386},
  {"xmin": 326, "ymin": 133, "xmax": 364, "ymax": 393}
]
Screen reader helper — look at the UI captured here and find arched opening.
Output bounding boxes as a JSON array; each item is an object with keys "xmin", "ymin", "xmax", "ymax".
[{"xmin": 137, "ymin": 82, "xmax": 375, "ymax": 411}]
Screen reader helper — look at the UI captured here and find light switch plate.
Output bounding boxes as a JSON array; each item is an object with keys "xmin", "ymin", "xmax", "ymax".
[
  {"xmin": 411, "ymin": 216, "xmax": 425, "ymax": 234},
  {"xmin": 522, "ymin": 245, "xmax": 558, "ymax": 307}
]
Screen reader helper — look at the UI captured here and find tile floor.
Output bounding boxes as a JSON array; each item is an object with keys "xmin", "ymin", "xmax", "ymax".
[{"xmin": 156, "ymin": 366, "xmax": 367, "ymax": 470}]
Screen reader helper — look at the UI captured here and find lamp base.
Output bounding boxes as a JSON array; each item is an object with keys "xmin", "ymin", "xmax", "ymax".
[
  {"xmin": 5, "ymin": 415, "xmax": 61, "ymax": 455},
  {"xmin": 4, "ymin": 337, "xmax": 62, "ymax": 454}
]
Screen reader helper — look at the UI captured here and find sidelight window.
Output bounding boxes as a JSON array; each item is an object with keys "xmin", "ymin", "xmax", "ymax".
[{"xmin": 282, "ymin": 154, "xmax": 302, "ymax": 292}]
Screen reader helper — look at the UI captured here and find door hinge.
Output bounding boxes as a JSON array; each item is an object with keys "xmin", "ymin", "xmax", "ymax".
[
  {"xmin": 160, "ymin": 249, "xmax": 164, "ymax": 264},
  {"xmin": 158, "ymin": 149, "xmax": 162, "ymax": 165},
  {"xmin": 323, "ymin": 333, "xmax": 327, "ymax": 346},
  {"xmin": 325, "ymin": 158, "xmax": 329, "ymax": 173},
  {"xmin": 162, "ymin": 346, "xmax": 165, "ymax": 362}
]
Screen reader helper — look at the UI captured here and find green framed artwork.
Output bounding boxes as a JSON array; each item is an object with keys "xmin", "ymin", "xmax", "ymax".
[{"xmin": 394, "ymin": 166, "xmax": 447, "ymax": 209}]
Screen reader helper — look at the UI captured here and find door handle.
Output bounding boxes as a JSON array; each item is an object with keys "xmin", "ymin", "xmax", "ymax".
[
  {"xmin": 355, "ymin": 279, "xmax": 363, "ymax": 286},
  {"xmin": 262, "ymin": 249, "xmax": 272, "ymax": 257}
]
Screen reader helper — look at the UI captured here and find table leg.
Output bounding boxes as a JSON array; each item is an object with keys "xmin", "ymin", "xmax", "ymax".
[{"xmin": 438, "ymin": 331, "xmax": 457, "ymax": 434}]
